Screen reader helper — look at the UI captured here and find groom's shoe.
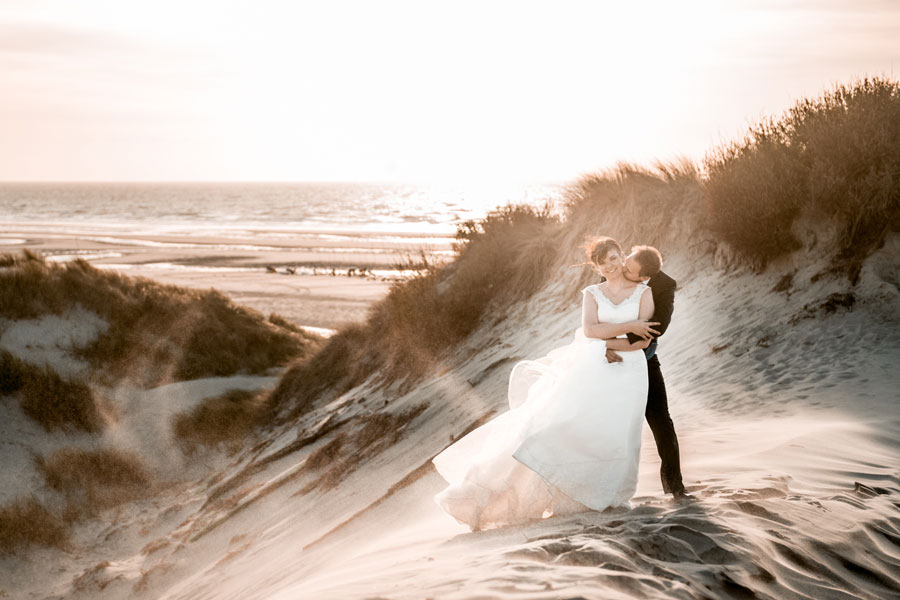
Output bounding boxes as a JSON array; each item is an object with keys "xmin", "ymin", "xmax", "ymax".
[{"xmin": 672, "ymin": 489, "xmax": 694, "ymax": 501}]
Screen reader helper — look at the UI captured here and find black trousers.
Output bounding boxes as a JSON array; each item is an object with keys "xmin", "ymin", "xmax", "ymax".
[{"xmin": 645, "ymin": 354, "xmax": 685, "ymax": 494}]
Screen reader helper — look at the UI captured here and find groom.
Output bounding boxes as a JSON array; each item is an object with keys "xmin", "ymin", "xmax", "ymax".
[{"xmin": 607, "ymin": 245, "xmax": 688, "ymax": 499}]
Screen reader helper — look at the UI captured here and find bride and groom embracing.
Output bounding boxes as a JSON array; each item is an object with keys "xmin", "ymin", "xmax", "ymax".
[{"xmin": 433, "ymin": 236, "xmax": 688, "ymax": 531}]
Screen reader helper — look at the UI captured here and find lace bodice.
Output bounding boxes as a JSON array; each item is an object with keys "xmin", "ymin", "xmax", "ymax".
[{"xmin": 582, "ymin": 283, "xmax": 648, "ymax": 324}]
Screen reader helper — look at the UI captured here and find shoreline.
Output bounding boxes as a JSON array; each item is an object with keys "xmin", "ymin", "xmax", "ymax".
[{"xmin": 0, "ymin": 225, "xmax": 447, "ymax": 331}]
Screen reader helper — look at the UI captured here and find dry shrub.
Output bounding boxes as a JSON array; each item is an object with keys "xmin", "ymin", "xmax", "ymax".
[
  {"xmin": 566, "ymin": 159, "xmax": 702, "ymax": 246},
  {"xmin": 266, "ymin": 78, "xmax": 900, "ymax": 420},
  {"xmin": 0, "ymin": 497, "xmax": 68, "ymax": 555},
  {"xmin": 391, "ymin": 248, "xmax": 437, "ymax": 272},
  {"xmin": 172, "ymin": 389, "xmax": 265, "ymax": 454},
  {"xmin": 268, "ymin": 313, "xmax": 303, "ymax": 334},
  {"xmin": 1, "ymin": 349, "xmax": 103, "ymax": 433},
  {"xmin": 298, "ymin": 403, "xmax": 427, "ymax": 494},
  {"xmin": 371, "ymin": 203, "xmax": 562, "ymax": 380},
  {"xmin": 175, "ymin": 291, "xmax": 316, "ymax": 380},
  {"xmin": 354, "ymin": 404, "xmax": 427, "ymax": 453},
  {"xmin": 0, "ymin": 252, "xmax": 321, "ymax": 387},
  {"xmin": 567, "ymin": 162, "xmax": 700, "ymax": 257},
  {"xmin": 266, "ymin": 205, "xmax": 560, "ymax": 417},
  {"xmin": 557, "ymin": 161, "xmax": 704, "ymax": 293},
  {"xmin": 265, "ymin": 323, "xmax": 375, "ymax": 420},
  {"xmin": 0, "ymin": 349, "xmax": 27, "ymax": 395},
  {"xmin": 705, "ymin": 76, "xmax": 900, "ymax": 269},
  {"xmin": 35, "ymin": 447, "xmax": 152, "ymax": 517},
  {"xmin": 265, "ymin": 204, "xmax": 561, "ymax": 417},
  {"xmin": 303, "ymin": 433, "xmax": 347, "ymax": 471}
]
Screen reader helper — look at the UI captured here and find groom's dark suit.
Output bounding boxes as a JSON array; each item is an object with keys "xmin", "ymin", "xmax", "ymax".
[{"xmin": 626, "ymin": 270, "xmax": 686, "ymax": 495}]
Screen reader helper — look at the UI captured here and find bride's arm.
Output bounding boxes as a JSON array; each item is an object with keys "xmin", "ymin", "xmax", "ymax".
[
  {"xmin": 605, "ymin": 289, "xmax": 655, "ymax": 351},
  {"xmin": 582, "ymin": 293, "xmax": 640, "ymax": 339},
  {"xmin": 582, "ymin": 287, "xmax": 658, "ymax": 341}
]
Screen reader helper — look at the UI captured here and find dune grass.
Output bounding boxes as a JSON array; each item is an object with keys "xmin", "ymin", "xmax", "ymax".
[
  {"xmin": 704, "ymin": 77, "xmax": 900, "ymax": 270},
  {"xmin": 173, "ymin": 388, "xmax": 265, "ymax": 454},
  {"xmin": 0, "ymin": 497, "xmax": 69, "ymax": 555},
  {"xmin": 297, "ymin": 403, "xmax": 427, "ymax": 494},
  {"xmin": 0, "ymin": 349, "xmax": 26, "ymax": 395},
  {"xmin": 34, "ymin": 447, "xmax": 152, "ymax": 517},
  {"xmin": 268, "ymin": 78, "xmax": 900, "ymax": 419},
  {"xmin": 0, "ymin": 251, "xmax": 322, "ymax": 387},
  {"xmin": 369, "ymin": 202, "xmax": 563, "ymax": 380},
  {"xmin": 1, "ymin": 349, "xmax": 103, "ymax": 433},
  {"xmin": 565, "ymin": 159, "xmax": 702, "ymax": 246},
  {"xmin": 376, "ymin": 202, "xmax": 561, "ymax": 371},
  {"xmin": 562, "ymin": 160, "xmax": 704, "ymax": 288},
  {"xmin": 0, "ymin": 447, "xmax": 152, "ymax": 554},
  {"xmin": 266, "ymin": 323, "xmax": 374, "ymax": 419},
  {"xmin": 266, "ymin": 203, "xmax": 562, "ymax": 416}
]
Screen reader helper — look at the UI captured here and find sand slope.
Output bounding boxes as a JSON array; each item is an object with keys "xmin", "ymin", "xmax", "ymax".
[{"xmin": 2, "ymin": 237, "xmax": 899, "ymax": 600}]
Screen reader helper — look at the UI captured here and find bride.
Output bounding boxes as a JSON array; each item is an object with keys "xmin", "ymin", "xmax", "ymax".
[{"xmin": 432, "ymin": 236, "xmax": 659, "ymax": 530}]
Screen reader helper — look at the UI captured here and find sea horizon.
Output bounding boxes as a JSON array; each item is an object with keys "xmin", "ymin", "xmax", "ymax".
[{"xmin": 0, "ymin": 180, "xmax": 567, "ymax": 237}]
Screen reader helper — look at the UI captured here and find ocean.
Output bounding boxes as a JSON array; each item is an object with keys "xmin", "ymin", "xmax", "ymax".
[
  {"xmin": 0, "ymin": 181, "xmax": 565, "ymax": 238},
  {"xmin": 0, "ymin": 182, "xmax": 567, "ymax": 328}
]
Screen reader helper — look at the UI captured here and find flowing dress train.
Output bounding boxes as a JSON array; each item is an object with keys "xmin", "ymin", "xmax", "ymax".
[{"xmin": 432, "ymin": 283, "xmax": 649, "ymax": 529}]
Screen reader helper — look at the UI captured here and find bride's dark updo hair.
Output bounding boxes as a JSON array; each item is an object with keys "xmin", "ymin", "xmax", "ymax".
[{"xmin": 585, "ymin": 236, "xmax": 623, "ymax": 270}]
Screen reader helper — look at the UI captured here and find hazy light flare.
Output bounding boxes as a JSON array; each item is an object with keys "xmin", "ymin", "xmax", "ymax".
[{"xmin": 1, "ymin": 0, "xmax": 898, "ymax": 183}]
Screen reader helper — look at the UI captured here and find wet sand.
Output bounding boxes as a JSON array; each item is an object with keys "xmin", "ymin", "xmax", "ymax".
[
  {"xmin": 126, "ymin": 270, "xmax": 391, "ymax": 331},
  {"xmin": 0, "ymin": 225, "xmax": 452, "ymax": 330}
]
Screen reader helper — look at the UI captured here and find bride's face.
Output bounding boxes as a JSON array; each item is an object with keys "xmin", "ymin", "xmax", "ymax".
[{"xmin": 597, "ymin": 249, "xmax": 624, "ymax": 279}]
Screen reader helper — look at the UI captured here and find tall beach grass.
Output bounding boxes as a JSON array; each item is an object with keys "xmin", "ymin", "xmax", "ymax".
[
  {"xmin": 272, "ymin": 77, "xmax": 900, "ymax": 417},
  {"xmin": 0, "ymin": 447, "xmax": 152, "ymax": 555},
  {"xmin": 1, "ymin": 349, "xmax": 103, "ymax": 433},
  {"xmin": 704, "ymin": 77, "xmax": 900, "ymax": 271},
  {"xmin": 0, "ymin": 251, "xmax": 323, "ymax": 387},
  {"xmin": 267, "ymin": 203, "xmax": 563, "ymax": 416}
]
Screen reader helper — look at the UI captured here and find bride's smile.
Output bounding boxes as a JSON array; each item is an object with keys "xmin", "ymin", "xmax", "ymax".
[{"xmin": 597, "ymin": 249, "xmax": 625, "ymax": 280}]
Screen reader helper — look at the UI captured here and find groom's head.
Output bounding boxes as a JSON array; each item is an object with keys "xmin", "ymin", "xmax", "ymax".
[{"xmin": 623, "ymin": 245, "xmax": 663, "ymax": 283}]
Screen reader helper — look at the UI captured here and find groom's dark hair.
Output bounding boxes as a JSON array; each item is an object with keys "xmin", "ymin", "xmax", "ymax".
[{"xmin": 631, "ymin": 245, "xmax": 663, "ymax": 277}]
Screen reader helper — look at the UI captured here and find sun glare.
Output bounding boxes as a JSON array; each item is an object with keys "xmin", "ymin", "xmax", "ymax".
[{"xmin": 0, "ymin": 0, "xmax": 897, "ymax": 181}]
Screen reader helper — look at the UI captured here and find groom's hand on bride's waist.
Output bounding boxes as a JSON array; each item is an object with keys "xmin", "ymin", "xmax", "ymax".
[
  {"xmin": 605, "ymin": 349, "xmax": 624, "ymax": 363},
  {"xmin": 629, "ymin": 320, "xmax": 660, "ymax": 340}
]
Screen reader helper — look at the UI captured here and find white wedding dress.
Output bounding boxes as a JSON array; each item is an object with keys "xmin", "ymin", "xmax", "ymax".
[{"xmin": 433, "ymin": 283, "xmax": 650, "ymax": 529}]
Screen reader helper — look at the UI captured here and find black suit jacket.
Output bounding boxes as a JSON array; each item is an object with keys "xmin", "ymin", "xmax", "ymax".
[{"xmin": 626, "ymin": 270, "xmax": 676, "ymax": 356}]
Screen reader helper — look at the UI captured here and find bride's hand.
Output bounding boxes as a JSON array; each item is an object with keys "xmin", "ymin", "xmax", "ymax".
[{"xmin": 629, "ymin": 320, "xmax": 660, "ymax": 340}]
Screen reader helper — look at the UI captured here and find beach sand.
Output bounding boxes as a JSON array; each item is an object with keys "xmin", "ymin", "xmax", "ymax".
[
  {"xmin": 1, "ymin": 233, "xmax": 898, "ymax": 599},
  {"xmin": 0, "ymin": 225, "xmax": 449, "ymax": 330},
  {"xmin": 112, "ymin": 270, "xmax": 391, "ymax": 332}
]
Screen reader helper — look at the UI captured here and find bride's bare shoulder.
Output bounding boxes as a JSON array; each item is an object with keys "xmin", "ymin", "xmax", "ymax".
[{"xmin": 581, "ymin": 283, "xmax": 601, "ymax": 303}]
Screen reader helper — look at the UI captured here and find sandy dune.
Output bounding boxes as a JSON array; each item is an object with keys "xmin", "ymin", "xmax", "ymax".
[
  {"xmin": 1, "ymin": 234, "xmax": 899, "ymax": 599},
  {"xmin": 0, "ymin": 225, "xmax": 434, "ymax": 329}
]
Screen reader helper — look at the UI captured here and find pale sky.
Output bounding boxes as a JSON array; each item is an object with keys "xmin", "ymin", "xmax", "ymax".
[{"xmin": 1, "ymin": 0, "xmax": 898, "ymax": 183}]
